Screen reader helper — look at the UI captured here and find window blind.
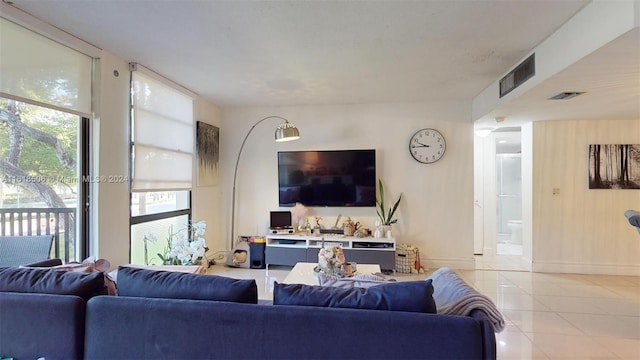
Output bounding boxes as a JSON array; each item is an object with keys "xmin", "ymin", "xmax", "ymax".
[
  {"xmin": 0, "ymin": 17, "xmax": 92, "ymax": 117},
  {"xmin": 131, "ymin": 68, "xmax": 194, "ymax": 191}
]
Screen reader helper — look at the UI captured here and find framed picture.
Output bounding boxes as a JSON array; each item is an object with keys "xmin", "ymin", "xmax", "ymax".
[
  {"xmin": 196, "ymin": 121, "xmax": 220, "ymax": 187},
  {"xmin": 588, "ymin": 144, "xmax": 640, "ymax": 189}
]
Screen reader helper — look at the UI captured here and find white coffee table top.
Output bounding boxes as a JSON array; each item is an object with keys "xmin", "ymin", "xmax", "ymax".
[{"xmin": 283, "ymin": 262, "xmax": 381, "ymax": 286}]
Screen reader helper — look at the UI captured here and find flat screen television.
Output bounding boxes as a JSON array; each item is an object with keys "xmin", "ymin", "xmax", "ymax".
[{"xmin": 278, "ymin": 149, "xmax": 376, "ymax": 207}]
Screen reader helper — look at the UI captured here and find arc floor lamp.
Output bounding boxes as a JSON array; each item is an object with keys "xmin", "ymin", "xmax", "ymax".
[{"xmin": 230, "ymin": 116, "xmax": 300, "ymax": 249}]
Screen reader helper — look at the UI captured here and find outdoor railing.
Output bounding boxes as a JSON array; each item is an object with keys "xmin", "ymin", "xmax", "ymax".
[{"xmin": 0, "ymin": 208, "xmax": 76, "ymax": 262}]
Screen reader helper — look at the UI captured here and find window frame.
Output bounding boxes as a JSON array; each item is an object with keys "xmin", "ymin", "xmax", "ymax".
[{"xmin": 127, "ymin": 64, "xmax": 195, "ymax": 265}]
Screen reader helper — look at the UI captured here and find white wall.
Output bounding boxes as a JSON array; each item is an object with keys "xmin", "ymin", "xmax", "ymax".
[
  {"xmin": 222, "ymin": 103, "xmax": 476, "ymax": 269},
  {"xmin": 521, "ymin": 122, "xmax": 533, "ymax": 264},
  {"xmin": 532, "ymin": 119, "xmax": 640, "ymax": 275},
  {"xmin": 92, "ymin": 53, "xmax": 131, "ymax": 266},
  {"xmin": 192, "ymin": 100, "xmax": 224, "ymax": 259}
]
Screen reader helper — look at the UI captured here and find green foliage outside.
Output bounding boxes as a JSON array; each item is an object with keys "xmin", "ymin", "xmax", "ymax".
[
  {"xmin": 1, "ymin": 97, "xmax": 80, "ymax": 262},
  {"xmin": 0, "ymin": 98, "xmax": 78, "ymax": 205}
]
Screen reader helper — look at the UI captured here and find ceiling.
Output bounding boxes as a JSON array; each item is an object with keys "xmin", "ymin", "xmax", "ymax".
[
  {"xmin": 477, "ymin": 27, "xmax": 640, "ymax": 127},
  {"xmin": 6, "ymin": 0, "xmax": 637, "ymax": 125}
]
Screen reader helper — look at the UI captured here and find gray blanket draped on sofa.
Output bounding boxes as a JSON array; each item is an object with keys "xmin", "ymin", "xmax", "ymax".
[{"xmin": 427, "ymin": 267, "xmax": 506, "ymax": 332}]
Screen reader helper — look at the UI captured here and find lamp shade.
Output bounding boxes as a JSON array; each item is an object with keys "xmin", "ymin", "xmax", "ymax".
[{"xmin": 275, "ymin": 120, "xmax": 300, "ymax": 142}]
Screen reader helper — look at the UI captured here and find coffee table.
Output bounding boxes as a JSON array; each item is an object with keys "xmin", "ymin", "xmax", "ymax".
[{"xmin": 283, "ymin": 262, "xmax": 381, "ymax": 285}]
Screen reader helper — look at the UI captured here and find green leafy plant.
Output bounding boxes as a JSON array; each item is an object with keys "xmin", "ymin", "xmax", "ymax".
[{"xmin": 376, "ymin": 179, "xmax": 402, "ymax": 226}]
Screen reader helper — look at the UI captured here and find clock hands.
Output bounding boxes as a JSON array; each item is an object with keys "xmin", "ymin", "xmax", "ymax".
[{"xmin": 411, "ymin": 141, "xmax": 430, "ymax": 148}]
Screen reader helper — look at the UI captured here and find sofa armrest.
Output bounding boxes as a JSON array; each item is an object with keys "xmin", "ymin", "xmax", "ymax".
[{"xmin": 471, "ymin": 309, "xmax": 498, "ymax": 360}]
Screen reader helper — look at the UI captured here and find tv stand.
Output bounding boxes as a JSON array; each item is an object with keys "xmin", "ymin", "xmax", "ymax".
[{"xmin": 265, "ymin": 234, "xmax": 396, "ymax": 271}]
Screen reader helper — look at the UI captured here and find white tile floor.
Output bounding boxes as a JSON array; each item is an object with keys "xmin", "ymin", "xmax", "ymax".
[
  {"xmin": 205, "ymin": 264, "xmax": 640, "ymax": 360},
  {"xmin": 497, "ymin": 243, "xmax": 523, "ymax": 256},
  {"xmin": 476, "ymin": 249, "xmax": 531, "ymax": 272}
]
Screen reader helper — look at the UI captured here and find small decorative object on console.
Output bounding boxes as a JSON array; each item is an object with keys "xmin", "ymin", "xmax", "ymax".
[
  {"xmin": 290, "ymin": 202, "xmax": 308, "ymax": 230},
  {"xmin": 342, "ymin": 217, "xmax": 356, "ymax": 236}
]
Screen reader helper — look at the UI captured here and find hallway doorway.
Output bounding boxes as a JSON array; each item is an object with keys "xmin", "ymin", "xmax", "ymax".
[{"xmin": 474, "ymin": 126, "xmax": 530, "ymax": 271}]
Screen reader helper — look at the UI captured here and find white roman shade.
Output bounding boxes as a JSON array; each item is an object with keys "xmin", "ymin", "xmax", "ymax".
[
  {"xmin": 0, "ymin": 17, "xmax": 92, "ymax": 116},
  {"xmin": 131, "ymin": 67, "xmax": 194, "ymax": 191}
]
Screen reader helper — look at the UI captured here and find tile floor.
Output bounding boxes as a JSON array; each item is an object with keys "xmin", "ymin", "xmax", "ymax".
[
  {"xmin": 476, "ymin": 247, "xmax": 530, "ymax": 272},
  {"xmin": 475, "ymin": 254, "xmax": 531, "ymax": 272},
  {"xmin": 497, "ymin": 243, "xmax": 523, "ymax": 256},
  {"xmin": 206, "ymin": 264, "xmax": 640, "ymax": 360}
]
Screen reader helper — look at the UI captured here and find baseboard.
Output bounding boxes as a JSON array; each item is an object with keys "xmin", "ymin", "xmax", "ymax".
[
  {"xmin": 533, "ymin": 260, "xmax": 640, "ymax": 276},
  {"xmin": 422, "ymin": 257, "xmax": 476, "ymax": 271}
]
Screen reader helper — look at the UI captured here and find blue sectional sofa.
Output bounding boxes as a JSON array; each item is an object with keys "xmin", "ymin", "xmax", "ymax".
[{"xmin": 0, "ymin": 266, "xmax": 497, "ymax": 360}]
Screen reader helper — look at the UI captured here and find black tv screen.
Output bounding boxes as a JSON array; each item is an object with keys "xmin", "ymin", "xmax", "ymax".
[{"xmin": 278, "ymin": 150, "xmax": 376, "ymax": 207}]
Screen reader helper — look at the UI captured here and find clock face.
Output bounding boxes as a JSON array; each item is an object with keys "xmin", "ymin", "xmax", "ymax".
[{"xmin": 409, "ymin": 128, "xmax": 446, "ymax": 164}]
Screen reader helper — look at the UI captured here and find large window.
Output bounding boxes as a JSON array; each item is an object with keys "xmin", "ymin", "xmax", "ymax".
[
  {"xmin": 0, "ymin": 17, "xmax": 92, "ymax": 262},
  {"xmin": 129, "ymin": 65, "xmax": 195, "ymax": 265}
]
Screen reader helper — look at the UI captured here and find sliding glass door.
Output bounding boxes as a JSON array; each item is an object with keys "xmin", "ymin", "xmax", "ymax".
[{"xmin": 0, "ymin": 97, "xmax": 89, "ymax": 261}]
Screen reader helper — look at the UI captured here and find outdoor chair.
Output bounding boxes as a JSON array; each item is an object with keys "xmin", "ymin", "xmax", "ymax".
[{"xmin": 0, "ymin": 235, "xmax": 54, "ymax": 267}]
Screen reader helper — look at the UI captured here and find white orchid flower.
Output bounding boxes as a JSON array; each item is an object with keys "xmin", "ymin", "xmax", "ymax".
[{"xmin": 143, "ymin": 232, "xmax": 157, "ymax": 243}]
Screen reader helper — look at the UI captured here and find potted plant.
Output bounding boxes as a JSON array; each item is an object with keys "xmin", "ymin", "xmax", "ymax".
[{"xmin": 375, "ymin": 179, "xmax": 402, "ymax": 235}]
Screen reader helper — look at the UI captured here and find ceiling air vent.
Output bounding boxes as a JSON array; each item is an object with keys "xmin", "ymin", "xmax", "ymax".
[
  {"xmin": 548, "ymin": 92, "xmax": 585, "ymax": 100},
  {"xmin": 499, "ymin": 54, "xmax": 535, "ymax": 98}
]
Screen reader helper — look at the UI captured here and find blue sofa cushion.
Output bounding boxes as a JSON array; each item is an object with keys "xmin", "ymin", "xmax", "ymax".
[
  {"xmin": 0, "ymin": 266, "xmax": 107, "ymax": 301},
  {"xmin": 274, "ymin": 279, "xmax": 436, "ymax": 313},
  {"xmin": 0, "ymin": 292, "xmax": 86, "ymax": 360},
  {"xmin": 116, "ymin": 266, "xmax": 258, "ymax": 304},
  {"xmin": 86, "ymin": 296, "xmax": 489, "ymax": 359}
]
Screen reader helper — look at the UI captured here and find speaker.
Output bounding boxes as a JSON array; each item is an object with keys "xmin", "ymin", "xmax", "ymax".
[{"xmin": 249, "ymin": 242, "xmax": 266, "ymax": 269}]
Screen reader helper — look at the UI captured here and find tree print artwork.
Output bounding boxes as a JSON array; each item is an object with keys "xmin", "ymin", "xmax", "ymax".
[{"xmin": 589, "ymin": 144, "xmax": 640, "ymax": 189}]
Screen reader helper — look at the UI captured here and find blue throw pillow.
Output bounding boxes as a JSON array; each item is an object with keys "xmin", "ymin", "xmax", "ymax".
[
  {"xmin": 274, "ymin": 279, "xmax": 436, "ymax": 313},
  {"xmin": 116, "ymin": 266, "xmax": 258, "ymax": 304},
  {"xmin": 0, "ymin": 266, "xmax": 107, "ymax": 301}
]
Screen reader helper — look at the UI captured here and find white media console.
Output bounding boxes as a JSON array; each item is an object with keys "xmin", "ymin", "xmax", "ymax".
[{"xmin": 265, "ymin": 234, "xmax": 396, "ymax": 270}]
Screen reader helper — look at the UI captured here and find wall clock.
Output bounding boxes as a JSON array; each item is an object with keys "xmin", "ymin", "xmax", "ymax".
[{"xmin": 409, "ymin": 128, "xmax": 446, "ymax": 164}]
